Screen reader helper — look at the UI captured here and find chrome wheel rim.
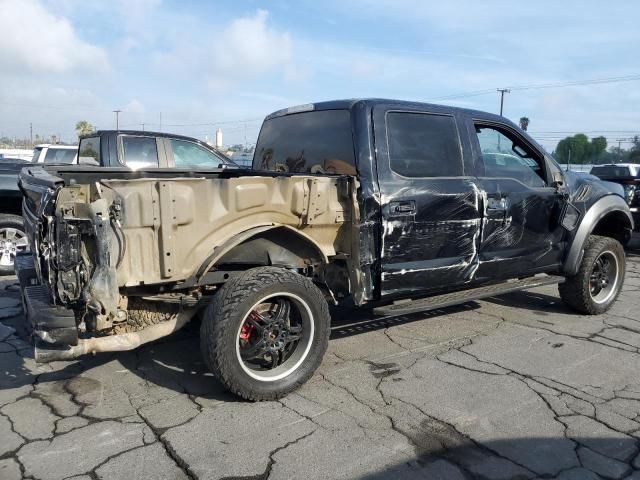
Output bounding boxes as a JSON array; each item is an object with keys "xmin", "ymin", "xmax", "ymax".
[
  {"xmin": 235, "ymin": 292, "xmax": 314, "ymax": 382},
  {"xmin": 589, "ymin": 251, "xmax": 619, "ymax": 304},
  {"xmin": 0, "ymin": 228, "xmax": 28, "ymax": 268}
]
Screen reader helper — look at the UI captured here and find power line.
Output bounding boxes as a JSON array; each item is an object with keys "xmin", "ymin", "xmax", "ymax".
[{"xmin": 433, "ymin": 73, "xmax": 640, "ymax": 101}]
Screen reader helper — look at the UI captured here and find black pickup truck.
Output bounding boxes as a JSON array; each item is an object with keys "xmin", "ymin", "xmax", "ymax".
[
  {"xmin": 0, "ymin": 130, "xmax": 232, "ymax": 274},
  {"xmin": 17, "ymin": 99, "xmax": 633, "ymax": 400}
]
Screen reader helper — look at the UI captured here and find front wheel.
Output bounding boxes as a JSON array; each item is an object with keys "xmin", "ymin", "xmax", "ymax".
[
  {"xmin": 0, "ymin": 214, "xmax": 29, "ymax": 276},
  {"xmin": 200, "ymin": 267, "xmax": 330, "ymax": 401},
  {"xmin": 559, "ymin": 235, "xmax": 625, "ymax": 314}
]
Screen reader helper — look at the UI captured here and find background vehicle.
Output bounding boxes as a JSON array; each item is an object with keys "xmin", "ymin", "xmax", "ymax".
[
  {"xmin": 31, "ymin": 144, "xmax": 78, "ymax": 164},
  {"xmin": 17, "ymin": 99, "xmax": 633, "ymax": 401},
  {"xmin": 1, "ymin": 131, "xmax": 233, "ymax": 274},
  {"xmin": 590, "ymin": 164, "xmax": 640, "ymax": 229}
]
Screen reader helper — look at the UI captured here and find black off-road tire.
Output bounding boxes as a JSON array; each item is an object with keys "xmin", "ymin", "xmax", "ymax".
[
  {"xmin": 559, "ymin": 235, "xmax": 625, "ymax": 315},
  {"xmin": 200, "ymin": 267, "xmax": 330, "ymax": 401},
  {"xmin": 0, "ymin": 214, "xmax": 27, "ymax": 276}
]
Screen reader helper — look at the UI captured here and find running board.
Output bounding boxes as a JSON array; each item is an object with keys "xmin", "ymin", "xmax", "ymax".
[{"xmin": 373, "ymin": 275, "xmax": 565, "ymax": 317}]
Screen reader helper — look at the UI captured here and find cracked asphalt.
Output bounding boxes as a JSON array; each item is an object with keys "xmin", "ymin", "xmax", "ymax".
[{"xmin": 0, "ymin": 237, "xmax": 639, "ymax": 480}]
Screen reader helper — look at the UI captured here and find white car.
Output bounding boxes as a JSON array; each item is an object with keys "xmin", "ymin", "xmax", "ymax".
[{"xmin": 31, "ymin": 144, "xmax": 78, "ymax": 164}]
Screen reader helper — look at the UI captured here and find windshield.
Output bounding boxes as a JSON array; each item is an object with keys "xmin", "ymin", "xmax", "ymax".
[
  {"xmin": 31, "ymin": 147, "xmax": 43, "ymax": 162},
  {"xmin": 78, "ymin": 137, "xmax": 101, "ymax": 166}
]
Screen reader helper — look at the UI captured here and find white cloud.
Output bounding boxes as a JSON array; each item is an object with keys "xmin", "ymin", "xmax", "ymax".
[
  {"xmin": 0, "ymin": 0, "xmax": 109, "ymax": 74},
  {"xmin": 213, "ymin": 10, "xmax": 292, "ymax": 72}
]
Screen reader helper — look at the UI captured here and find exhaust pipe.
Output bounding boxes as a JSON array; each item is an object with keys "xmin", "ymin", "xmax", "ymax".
[{"xmin": 35, "ymin": 308, "xmax": 197, "ymax": 363}]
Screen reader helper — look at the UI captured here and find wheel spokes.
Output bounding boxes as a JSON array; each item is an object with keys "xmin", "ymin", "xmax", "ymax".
[{"xmin": 240, "ymin": 338, "xmax": 268, "ymax": 360}]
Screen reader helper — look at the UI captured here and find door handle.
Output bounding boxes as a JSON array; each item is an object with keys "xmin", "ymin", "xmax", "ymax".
[
  {"xmin": 389, "ymin": 201, "xmax": 416, "ymax": 215},
  {"xmin": 486, "ymin": 197, "xmax": 507, "ymax": 212}
]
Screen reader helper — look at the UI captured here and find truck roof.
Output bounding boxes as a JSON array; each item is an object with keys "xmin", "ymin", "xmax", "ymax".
[
  {"xmin": 265, "ymin": 98, "xmax": 508, "ymax": 124},
  {"xmin": 34, "ymin": 144, "xmax": 77, "ymax": 149},
  {"xmin": 80, "ymin": 130, "xmax": 214, "ymax": 144}
]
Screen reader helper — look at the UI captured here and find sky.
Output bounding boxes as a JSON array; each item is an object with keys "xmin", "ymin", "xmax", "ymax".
[{"xmin": 0, "ymin": 0, "xmax": 639, "ymax": 151}]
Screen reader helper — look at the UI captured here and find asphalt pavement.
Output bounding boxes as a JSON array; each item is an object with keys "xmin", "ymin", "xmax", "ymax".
[{"xmin": 1, "ymin": 237, "xmax": 639, "ymax": 480}]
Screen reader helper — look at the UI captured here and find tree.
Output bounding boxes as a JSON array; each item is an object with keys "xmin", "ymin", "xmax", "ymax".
[
  {"xmin": 75, "ymin": 120, "xmax": 95, "ymax": 138},
  {"xmin": 554, "ymin": 134, "xmax": 611, "ymax": 164},
  {"xmin": 555, "ymin": 134, "xmax": 590, "ymax": 164},
  {"xmin": 590, "ymin": 136, "xmax": 607, "ymax": 156},
  {"xmin": 519, "ymin": 117, "xmax": 530, "ymax": 131}
]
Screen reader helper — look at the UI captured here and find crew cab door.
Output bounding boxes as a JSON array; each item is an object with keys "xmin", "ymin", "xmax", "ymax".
[
  {"xmin": 468, "ymin": 119, "xmax": 565, "ymax": 280},
  {"xmin": 374, "ymin": 107, "xmax": 483, "ymax": 299}
]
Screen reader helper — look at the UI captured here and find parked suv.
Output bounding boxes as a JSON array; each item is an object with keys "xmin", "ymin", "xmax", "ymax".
[{"xmin": 17, "ymin": 99, "xmax": 633, "ymax": 400}]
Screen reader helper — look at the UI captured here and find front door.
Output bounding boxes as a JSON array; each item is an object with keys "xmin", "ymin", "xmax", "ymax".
[
  {"xmin": 374, "ymin": 107, "xmax": 483, "ymax": 299},
  {"xmin": 469, "ymin": 121, "xmax": 565, "ymax": 280}
]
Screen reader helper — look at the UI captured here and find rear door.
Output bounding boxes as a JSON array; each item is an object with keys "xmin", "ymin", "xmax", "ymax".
[{"xmin": 374, "ymin": 106, "xmax": 483, "ymax": 299}]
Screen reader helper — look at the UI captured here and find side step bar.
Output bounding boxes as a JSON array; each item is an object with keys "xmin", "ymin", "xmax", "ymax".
[{"xmin": 373, "ymin": 275, "xmax": 565, "ymax": 317}]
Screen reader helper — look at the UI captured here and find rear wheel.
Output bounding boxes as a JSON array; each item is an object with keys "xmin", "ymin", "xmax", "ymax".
[
  {"xmin": 0, "ymin": 214, "xmax": 29, "ymax": 276},
  {"xmin": 559, "ymin": 235, "xmax": 625, "ymax": 314},
  {"xmin": 200, "ymin": 267, "xmax": 330, "ymax": 401}
]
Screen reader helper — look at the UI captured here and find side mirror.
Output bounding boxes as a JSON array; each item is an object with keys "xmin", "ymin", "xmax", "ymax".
[{"xmin": 552, "ymin": 171, "xmax": 564, "ymax": 188}]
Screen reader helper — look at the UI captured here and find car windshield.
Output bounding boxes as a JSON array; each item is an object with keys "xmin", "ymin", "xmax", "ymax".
[
  {"xmin": 31, "ymin": 147, "xmax": 43, "ymax": 162},
  {"xmin": 78, "ymin": 137, "xmax": 101, "ymax": 166}
]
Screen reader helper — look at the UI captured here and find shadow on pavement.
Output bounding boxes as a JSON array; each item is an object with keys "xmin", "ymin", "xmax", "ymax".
[{"xmin": 357, "ymin": 436, "xmax": 637, "ymax": 480}]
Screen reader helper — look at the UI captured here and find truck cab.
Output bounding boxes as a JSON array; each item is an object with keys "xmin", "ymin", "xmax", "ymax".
[{"xmin": 77, "ymin": 130, "xmax": 234, "ymax": 168}]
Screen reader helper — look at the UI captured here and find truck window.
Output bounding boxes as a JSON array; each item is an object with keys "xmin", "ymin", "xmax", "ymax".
[
  {"xmin": 475, "ymin": 125, "xmax": 546, "ymax": 188},
  {"xmin": 253, "ymin": 110, "xmax": 356, "ymax": 175},
  {"xmin": 386, "ymin": 112, "xmax": 463, "ymax": 177},
  {"xmin": 44, "ymin": 148, "xmax": 76, "ymax": 164},
  {"xmin": 122, "ymin": 136, "xmax": 159, "ymax": 169},
  {"xmin": 78, "ymin": 137, "xmax": 101, "ymax": 165},
  {"xmin": 171, "ymin": 139, "xmax": 224, "ymax": 168},
  {"xmin": 31, "ymin": 147, "xmax": 43, "ymax": 162}
]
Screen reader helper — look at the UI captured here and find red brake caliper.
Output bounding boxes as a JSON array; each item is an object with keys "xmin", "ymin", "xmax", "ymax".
[{"xmin": 240, "ymin": 312, "xmax": 257, "ymax": 341}]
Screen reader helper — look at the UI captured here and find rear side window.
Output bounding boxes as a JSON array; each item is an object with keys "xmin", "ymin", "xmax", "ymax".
[
  {"xmin": 386, "ymin": 112, "xmax": 463, "ymax": 177},
  {"xmin": 253, "ymin": 110, "xmax": 356, "ymax": 175},
  {"xmin": 44, "ymin": 148, "xmax": 76, "ymax": 164},
  {"xmin": 122, "ymin": 136, "xmax": 158, "ymax": 169},
  {"xmin": 78, "ymin": 137, "xmax": 101, "ymax": 165}
]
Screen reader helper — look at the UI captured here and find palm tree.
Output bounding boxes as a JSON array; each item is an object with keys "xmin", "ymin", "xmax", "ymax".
[
  {"xmin": 519, "ymin": 117, "xmax": 530, "ymax": 131},
  {"xmin": 75, "ymin": 120, "xmax": 95, "ymax": 138}
]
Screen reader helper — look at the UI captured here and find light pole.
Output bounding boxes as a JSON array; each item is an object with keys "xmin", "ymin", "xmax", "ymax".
[{"xmin": 113, "ymin": 110, "xmax": 122, "ymax": 130}]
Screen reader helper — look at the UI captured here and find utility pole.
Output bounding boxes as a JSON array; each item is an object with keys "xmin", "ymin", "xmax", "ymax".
[
  {"xmin": 29, "ymin": 123, "xmax": 33, "ymax": 146},
  {"xmin": 141, "ymin": 123, "xmax": 145, "ymax": 132},
  {"xmin": 616, "ymin": 138, "xmax": 625, "ymax": 163},
  {"xmin": 113, "ymin": 110, "xmax": 122, "ymax": 130},
  {"xmin": 497, "ymin": 88, "xmax": 510, "ymax": 116}
]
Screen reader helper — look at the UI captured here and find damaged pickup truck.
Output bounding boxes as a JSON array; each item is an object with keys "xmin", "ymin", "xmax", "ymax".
[{"xmin": 17, "ymin": 99, "xmax": 634, "ymax": 400}]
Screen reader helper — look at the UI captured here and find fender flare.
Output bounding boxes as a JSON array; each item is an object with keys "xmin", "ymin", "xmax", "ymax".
[
  {"xmin": 195, "ymin": 224, "xmax": 329, "ymax": 283},
  {"xmin": 564, "ymin": 195, "xmax": 633, "ymax": 276}
]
